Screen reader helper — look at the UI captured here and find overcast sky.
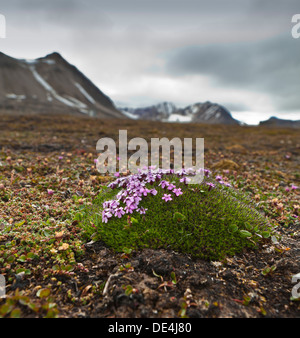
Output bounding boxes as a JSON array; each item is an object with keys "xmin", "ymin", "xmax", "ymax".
[{"xmin": 1, "ymin": 0, "xmax": 300, "ymax": 124}]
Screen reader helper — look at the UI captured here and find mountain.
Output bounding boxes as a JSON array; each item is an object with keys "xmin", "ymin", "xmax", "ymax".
[
  {"xmin": 121, "ymin": 102, "xmax": 177, "ymax": 121},
  {"xmin": 259, "ymin": 116, "xmax": 300, "ymax": 128},
  {"xmin": 120, "ymin": 101, "xmax": 240, "ymax": 125},
  {"xmin": 0, "ymin": 51, "xmax": 124, "ymax": 118}
]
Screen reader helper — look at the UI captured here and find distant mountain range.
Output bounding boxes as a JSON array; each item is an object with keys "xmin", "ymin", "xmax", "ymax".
[
  {"xmin": 0, "ymin": 51, "xmax": 124, "ymax": 118},
  {"xmin": 259, "ymin": 116, "xmax": 300, "ymax": 128},
  {"xmin": 120, "ymin": 101, "xmax": 240, "ymax": 125},
  {"xmin": 0, "ymin": 51, "xmax": 299, "ymax": 127}
]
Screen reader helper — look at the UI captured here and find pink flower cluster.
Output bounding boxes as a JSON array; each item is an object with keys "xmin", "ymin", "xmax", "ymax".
[
  {"xmin": 102, "ymin": 167, "xmax": 193, "ymax": 223},
  {"xmin": 101, "ymin": 167, "xmax": 231, "ymax": 223}
]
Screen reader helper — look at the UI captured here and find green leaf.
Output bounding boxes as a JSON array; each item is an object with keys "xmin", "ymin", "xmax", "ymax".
[
  {"xmin": 27, "ymin": 252, "xmax": 36, "ymax": 259},
  {"xmin": 262, "ymin": 231, "xmax": 271, "ymax": 238},
  {"xmin": 228, "ymin": 224, "xmax": 238, "ymax": 233},
  {"xmin": 131, "ymin": 217, "xmax": 139, "ymax": 225},
  {"xmin": 173, "ymin": 212, "xmax": 186, "ymax": 223},
  {"xmin": 74, "ymin": 212, "xmax": 83, "ymax": 221},
  {"xmin": 10, "ymin": 308, "xmax": 21, "ymax": 318},
  {"xmin": 15, "ymin": 220, "xmax": 25, "ymax": 227},
  {"xmin": 171, "ymin": 272, "xmax": 177, "ymax": 285},
  {"xmin": 239, "ymin": 230, "xmax": 252, "ymax": 238},
  {"xmin": 7, "ymin": 255, "xmax": 15, "ymax": 263},
  {"xmin": 124, "ymin": 285, "xmax": 133, "ymax": 296},
  {"xmin": 17, "ymin": 255, "xmax": 27, "ymax": 263},
  {"xmin": 122, "ymin": 247, "xmax": 133, "ymax": 255},
  {"xmin": 0, "ymin": 303, "xmax": 14, "ymax": 316},
  {"xmin": 36, "ymin": 288, "xmax": 51, "ymax": 298}
]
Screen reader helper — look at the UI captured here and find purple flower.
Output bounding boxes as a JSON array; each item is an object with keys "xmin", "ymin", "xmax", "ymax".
[
  {"xmin": 162, "ymin": 194, "xmax": 172, "ymax": 202},
  {"xmin": 206, "ymin": 182, "xmax": 215, "ymax": 191},
  {"xmin": 146, "ymin": 175, "xmax": 156, "ymax": 184},
  {"xmin": 215, "ymin": 175, "xmax": 223, "ymax": 182},
  {"xmin": 102, "ymin": 210, "xmax": 112, "ymax": 223},
  {"xmin": 150, "ymin": 188, "xmax": 158, "ymax": 195},
  {"xmin": 137, "ymin": 207, "xmax": 147, "ymax": 214},
  {"xmin": 110, "ymin": 200, "xmax": 120, "ymax": 209},
  {"xmin": 167, "ymin": 183, "xmax": 176, "ymax": 191},
  {"xmin": 180, "ymin": 177, "xmax": 191, "ymax": 184},
  {"xmin": 47, "ymin": 189, "xmax": 54, "ymax": 195},
  {"xmin": 133, "ymin": 194, "xmax": 142, "ymax": 204},
  {"xmin": 159, "ymin": 180, "xmax": 169, "ymax": 189},
  {"xmin": 205, "ymin": 169, "xmax": 211, "ymax": 177},
  {"xmin": 114, "ymin": 207, "xmax": 125, "ymax": 218},
  {"xmin": 140, "ymin": 187, "xmax": 150, "ymax": 196},
  {"xmin": 291, "ymin": 184, "xmax": 298, "ymax": 190},
  {"xmin": 125, "ymin": 196, "xmax": 134, "ymax": 203},
  {"xmin": 125, "ymin": 203, "xmax": 137, "ymax": 214},
  {"xmin": 173, "ymin": 188, "xmax": 183, "ymax": 196}
]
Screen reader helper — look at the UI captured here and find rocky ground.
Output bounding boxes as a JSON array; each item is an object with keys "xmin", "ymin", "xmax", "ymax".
[{"xmin": 0, "ymin": 113, "xmax": 299, "ymax": 318}]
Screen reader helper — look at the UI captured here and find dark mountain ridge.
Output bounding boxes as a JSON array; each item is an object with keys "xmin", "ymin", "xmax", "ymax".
[{"xmin": 0, "ymin": 51, "xmax": 124, "ymax": 118}]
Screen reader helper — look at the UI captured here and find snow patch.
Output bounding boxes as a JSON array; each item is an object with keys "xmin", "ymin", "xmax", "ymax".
[
  {"xmin": 120, "ymin": 109, "xmax": 139, "ymax": 120},
  {"xmin": 74, "ymin": 82, "xmax": 96, "ymax": 104},
  {"xmin": 156, "ymin": 102, "xmax": 177, "ymax": 116},
  {"xmin": 6, "ymin": 93, "xmax": 26, "ymax": 100},
  {"xmin": 167, "ymin": 114, "xmax": 192, "ymax": 123},
  {"xmin": 203, "ymin": 106, "xmax": 218, "ymax": 120},
  {"xmin": 29, "ymin": 65, "xmax": 89, "ymax": 112},
  {"xmin": 42, "ymin": 59, "xmax": 56, "ymax": 65}
]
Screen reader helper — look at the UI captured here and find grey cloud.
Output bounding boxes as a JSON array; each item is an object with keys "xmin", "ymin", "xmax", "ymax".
[
  {"xmin": 2, "ymin": 0, "xmax": 300, "ymax": 115},
  {"xmin": 165, "ymin": 34, "xmax": 300, "ymax": 111}
]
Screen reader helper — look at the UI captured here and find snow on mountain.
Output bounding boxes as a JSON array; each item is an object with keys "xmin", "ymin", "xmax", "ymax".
[{"xmin": 119, "ymin": 101, "xmax": 240, "ymax": 125}]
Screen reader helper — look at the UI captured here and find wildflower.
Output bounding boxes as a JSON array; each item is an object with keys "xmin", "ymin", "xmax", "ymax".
[
  {"xmin": 114, "ymin": 207, "xmax": 125, "ymax": 218},
  {"xmin": 102, "ymin": 210, "xmax": 112, "ymax": 223},
  {"xmin": 173, "ymin": 188, "xmax": 183, "ymax": 196},
  {"xmin": 125, "ymin": 203, "xmax": 137, "ymax": 214},
  {"xmin": 180, "ymin": 177, "xmax": 191, "ymax": 184},
  {"xmin": 215, "ymin": 175, "xmax": 223, "ymax": 182},
  {"xmin": 140, "ymin": 187, "xmax": 150, "ymax": 196},
  {"xmin": 159, "ymin": 180, "xmax": 169, "ymax": 189},
  {"xmin": 133, "ymin": 194, "xmax": 142, "ymax": 204},
  {"xmin": 124, "ymin": 196, "xmax": 135, "ymax": 206},
  {"xmin": 167, "ymin": 183, "xmax": 176, "ymax": 191},
  {"xmin": 291, "ymin": 184, "xmax": 298, "ymax": 190},
  {"xmin": 206, "ymin": 182, "xmax": 215, "ymax": 191},
  {"xmin": 114, "ymin": 172, "xmax": 120, "ymax": 177},
  {"xmin": 146, "ymin": 175, "xmax": 156, "ymax": 184},
  {"xmin": 47, "ymin": 189, "xmax": 54, "ymax": 195},
  {"xmin": 150, "ymin": 188, "xmax": 158, "ymax": 195},
  {"xmin": 137, "ymin": 207, "xmax": 147, "ymax": 214},
  {"xmin": 162, "ymin": 194, "xmax": 172, "ymax": 202}
]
